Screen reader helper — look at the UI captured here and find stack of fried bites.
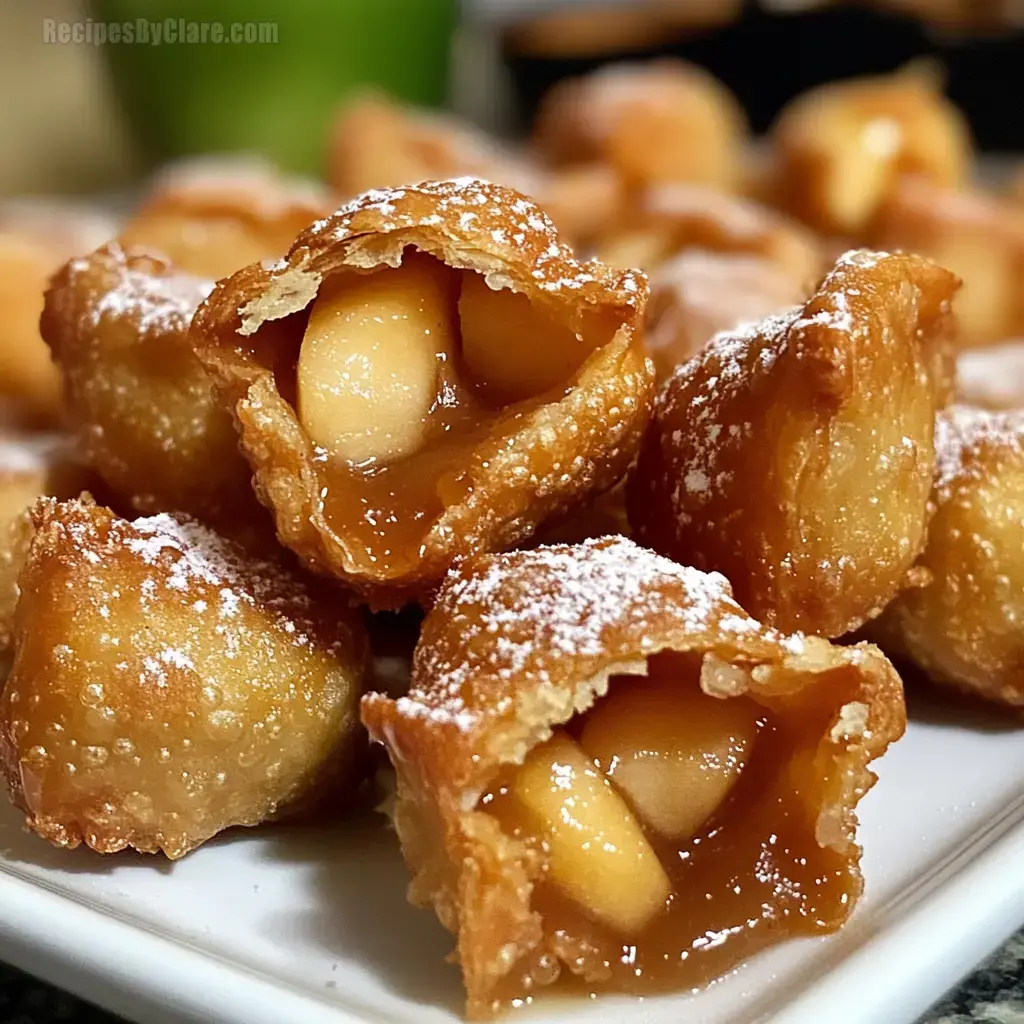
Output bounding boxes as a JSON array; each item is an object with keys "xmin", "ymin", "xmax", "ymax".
[{"xmin": 1, "ymin": 55, "xmax": 1021, "ymax": 1021}]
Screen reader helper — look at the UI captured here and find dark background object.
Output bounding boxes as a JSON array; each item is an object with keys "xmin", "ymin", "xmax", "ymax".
[{"xmin": 505, "ymin": 2, "xmax": 1024, "ymax": 148}]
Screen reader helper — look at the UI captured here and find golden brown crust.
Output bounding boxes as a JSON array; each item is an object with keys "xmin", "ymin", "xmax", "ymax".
[
  {"xmin": 0, "ymin": 498, "xmax": 370, "ymax": 858},
  {"xmin": 597, "ymin": 183, "xmax": 823, "ymax": 287},
  {"xmin": 192, "ymin": 178, "xmax": 654, "ymax": 606},
  {"xmin": 532, "ymin": 59, "xmax": 747, "ymax": 191},
  {"xmin": 41, "ymin": 242, "xmax": 268, "ymax": 542},
  {"xmin": 119, "ymin": 157, "xmax": 329, "ymax": 281},
  {"xmin": 628, "ymin": 249, "xmax": 959, "ymax": 637},
  {"xmin": 361, "ymin": 537, "xmax": 906, "ymax": 1018},
  {"xmin": 875, "ymin": 406, "xmax": 1024, "ymax": 706},
  {"xmin": 769, "ymin": 66, "xmax": 972, "ymax": 237}
]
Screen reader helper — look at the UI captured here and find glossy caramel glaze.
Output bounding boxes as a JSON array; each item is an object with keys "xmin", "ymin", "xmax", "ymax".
[
  {"xmin": 477, "ymin": 655, "xmax": 856, "ymax": 1006},
  {"xmin": 361, "ymin": 538, "xmax": 906, "ymax": 1018},
  {"xmin": 193, "ymin": 179, "xmax": 652, "ymax": 606}
]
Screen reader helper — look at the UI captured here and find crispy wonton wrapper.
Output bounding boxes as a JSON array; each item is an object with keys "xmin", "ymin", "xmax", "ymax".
[
  {"xmin": 362, "ymin": 537, "xmax": 905, "ymax": 1018},
  {"xmin": 192, "ymin": 178, "xmax": 653, "ymax": 606}
]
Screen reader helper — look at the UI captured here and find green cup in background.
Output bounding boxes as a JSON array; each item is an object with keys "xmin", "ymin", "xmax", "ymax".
[{"xmin": 91, "ymin": 0, "xmax": 458, "ymax": 176}]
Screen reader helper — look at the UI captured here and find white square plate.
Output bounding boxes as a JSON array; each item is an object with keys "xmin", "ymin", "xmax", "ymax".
[{"xmin": 1, "ymin": 685, "xmax": 1022, "ymax": 1024}]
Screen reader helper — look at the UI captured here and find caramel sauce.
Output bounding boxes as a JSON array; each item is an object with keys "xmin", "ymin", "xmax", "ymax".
[
  {"xmin": 480, "ymin": 652, "xmax": 859, "ymax": 1006},
  {"xmin": 303, "ymin": 253, "xmax": 577, "ymax": 575}
]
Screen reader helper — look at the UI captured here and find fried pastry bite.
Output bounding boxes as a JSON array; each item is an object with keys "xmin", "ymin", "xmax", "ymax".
[
  {"xmin": 872, "ymin": 177, "xmax": 1024, "ymax": 347},
  {"xmin": 119, "ymin": 157, "xmax": 329, "ymax": 282},
  {"xmin": 192, "ymin": 178, "xmax": 653, "ymax": 607},
  {"xmin": 41, "ymin": 242, "xmax": 267, "ymax": 538},
  {"xmin": 0, "ymin": 437, "xmax": 95, "ymax": 670},
  {"xmin": 770, "ymin": 66, "xmax": 972, "ymax": 237},
  {"xmin": 956, "ymin": 342, "xmax": 1024, "ymax": 410},
  {"xmin": 596, "ymin": 184, "xmax": 822, "ymax": 286},
  {"xmin": 0, "ymin": 498, "xmax": 370, "ymax": 858},
  {"xmin": 362, "ymin": 536, "xmax": 906, "ymax": 1019},
  {"xmin": 629, "ymin": 249, "xmax": 959, "ymax": 638},
  {"xmin": 874, "ymin": 407, "xmax": 1024, "ymax": 706},
  {"xmin": 328, "ymin": 93, "xmax": 619, "ymax": 250},
  {"xmin": 533, "ymin": 59, "xmax": 747, "ymax": 192},
  {"xmin": 328, "ymin": 92, "xmax": 535, "ymax": 201},
  {"xmin": 645, "ymin": 250, "xmax": 806, "ymax": 381},
  {"xmin": 0, "ymin": 202, "xmax": 115, "ymax": 425}
]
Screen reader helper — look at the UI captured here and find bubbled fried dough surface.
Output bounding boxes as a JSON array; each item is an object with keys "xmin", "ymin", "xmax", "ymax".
[
  {"xmin": 629, "ymin": 249, "xmax": 959, "ymax": 639},
  {"xmin": 192, "ymin": 178, "xmax": 653, "ymax": 607},
  {"xmin": 876, "ymin": 407, "xmax": 1024, "ymax": 706},
  {"xmin": 0, "ymin": 499, "xmax": 369, "ymax": 859},
  {"xmin": 361, "ymin": 537, "xmax": 905, "ymax": 1018},
  {"xmin": 41, "ymin": 243, "xmax": 267, "ymax": 540}
]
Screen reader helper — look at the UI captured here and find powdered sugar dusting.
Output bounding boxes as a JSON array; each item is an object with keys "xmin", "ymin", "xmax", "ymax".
[
  {"xmin": 298, "ymin": 177, "xmax": 646, "ymax": 308},
  {"xmin": 38, "ymin": 501, "xmax": 338, "ymax": 676},
  {"xmin": 664, "ymin": 307, "xmax": 796, "ymax": 516},
  {"xmin": 398, "ymin": 536, "xmax": 761, "ymax": 732},
  {"xmin": 67, "ymin": 246, "xmax": 213, "ymax": 336}
]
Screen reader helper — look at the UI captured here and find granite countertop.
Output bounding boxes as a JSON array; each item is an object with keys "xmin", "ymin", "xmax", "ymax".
[{"xmin": 2, "ymin": 930, "xmax": 1022, "ymax": 1024}]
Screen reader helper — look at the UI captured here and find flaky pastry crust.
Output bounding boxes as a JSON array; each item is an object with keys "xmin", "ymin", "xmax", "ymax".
[
  {"xmin": 629, "ymin": 249, "xmax": 959, "ymax": 637},
  {"xmin": 362, "ymin": 537, "xmax": 905, "ymax": 1018},
  {"xmin": 0, "ymin": 498, "xmax": 370, "ymax": 858},
  {"xmin": 192, "ymin": 178, "xmax": 653, "ymax": 606}
]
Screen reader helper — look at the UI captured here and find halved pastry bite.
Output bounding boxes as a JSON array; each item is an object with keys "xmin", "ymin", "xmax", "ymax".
[
  {"xmin": 532, "ymin": 59, "xmax": 747, "ymax": 192},
  {"xmin": 769, "ymin": 65, "xmax": 972, "ymax": 237},
  {"xmin": 644, "ymin": 250, "xmax": 806, "ymax": 381},
  {"xmin": 119, "ymin": 156, "xmax": 329, "ymax": 281},
  {"xmin": 596, "ymin": 184, "xmax": 822, "ymax": 287},
  {"xmin": 41, "ymin": 242, "xmax": 267, "ymax": 540},
  {"xmin": 0, "ymin": 498, "xmax": 370, "ymax": 858},
  {"xmin": 629, "ymin": 249, "xmax": 959, "ymax": 638},
  {"xmin": 362, "ymin": 537, "xmax": 906, "ymax": 1018},
  {"xmin": 192, "ymin": 178, "xmax": 653, "ymax": 607},
  {"xmin": 873, "ymin": 406, "xmax": 1024, "ymax": 707}
]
